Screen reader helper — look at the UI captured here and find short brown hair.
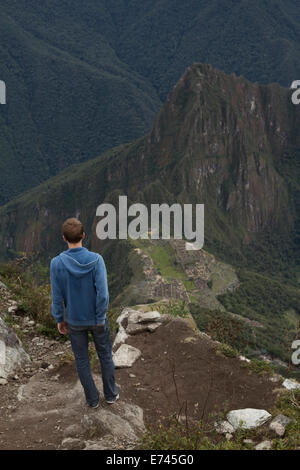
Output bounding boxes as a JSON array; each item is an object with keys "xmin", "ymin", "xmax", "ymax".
[{"xmin": 62, "ymin": 218, "xmax": 84, "ymax": 243}]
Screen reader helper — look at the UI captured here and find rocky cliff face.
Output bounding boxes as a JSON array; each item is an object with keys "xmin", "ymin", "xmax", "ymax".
[
  {"xmin": 0, "ymin": 63, "xmax": 298, "ymax": 260},
  {"xmin": 145, "ymin": 64, "xmax": 296, "ymax": 233}
]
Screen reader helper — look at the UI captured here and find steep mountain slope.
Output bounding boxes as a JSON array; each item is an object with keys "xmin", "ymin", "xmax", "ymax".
[
  {"xmin": 1, "ymin": 0, "xmax": 300, "ymax": 204},
  {"xmin": 0, "ymin": 63, "xmax": 299, "ymax": 280},
  {"xmin": 0, "ymin": 3, "xmax": 161, "ymax": 205},
  {"xmin": 111, "ymin": 0, "xmax": 300, "ymax": 98}
]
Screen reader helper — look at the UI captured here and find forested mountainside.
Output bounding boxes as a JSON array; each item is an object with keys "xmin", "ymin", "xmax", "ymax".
[{"xmin": 1, "ymin": 0, "xmax": 300, "ymax": 204}]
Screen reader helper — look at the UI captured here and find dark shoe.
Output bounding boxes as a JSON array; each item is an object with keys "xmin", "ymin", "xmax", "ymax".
[
  {"xmin": 105, "ymin": 393, "xmax": 119, "ymax": 404},
  {"xmin": 88, "ymin": 401, "xmax": 100, "ymax": 409}
]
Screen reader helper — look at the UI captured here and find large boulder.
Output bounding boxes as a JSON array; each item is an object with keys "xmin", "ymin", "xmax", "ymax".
[
  {"xmin": 0, "ymin": 317, "xmax": 31, "ymax": 379},
  {"xmin": 227, "ymin": 408, "xmax": 272, "ymax": 430},
  {"xmin": 81, "ymin": 402, "xmax": 144, "ymax": 441}
]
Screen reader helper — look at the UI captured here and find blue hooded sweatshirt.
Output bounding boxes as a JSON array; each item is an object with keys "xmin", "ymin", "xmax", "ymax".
[{"xmin": 50, "ymin": 247, "xmax": 109, "ymax": 326}]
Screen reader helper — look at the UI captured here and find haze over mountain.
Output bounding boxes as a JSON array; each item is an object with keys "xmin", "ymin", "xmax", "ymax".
[{"xmin": 1, "ymin": 0, "xmax": 300, "ymax": 204}]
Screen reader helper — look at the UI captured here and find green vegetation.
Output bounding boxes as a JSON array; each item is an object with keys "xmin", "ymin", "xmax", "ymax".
[
  {"xmin": 189, "ymin": 304, "xmax": 253, "ymax": 354},
  {"xmin": 241, "ymin": 359, "xmax": 276, "ymax": 376},
  {"xmin": 189, "ymin": 268, "xmax": 300, "ymax": 370},
  {"xmin": 138, "ymin": 390, "xmax": 300, "ymax": 450},
  {"xmin": 217, "ymin": 269, "xmax": 300, "ymax": 362},
  {"xmin": 0, "ymin": 258, "xmax": 63, "ymax": 341},
  {"xmin": 215, "ymin": 343, "xmax": 239, "ymax": 359},
  {"xmin": 1, "ymin": 0, "xmax": 300, "ymax": 205},
  {"xmin": 155, "ymin": 299, "xmax": 189, "ymax": 319}
]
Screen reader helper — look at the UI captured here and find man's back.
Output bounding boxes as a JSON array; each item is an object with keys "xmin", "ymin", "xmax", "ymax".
[{"xmin": 50, "ymin": 247, "xmax": 109, "ymax": 326}]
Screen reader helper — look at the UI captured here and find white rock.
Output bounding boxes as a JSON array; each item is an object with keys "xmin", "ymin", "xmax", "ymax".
[
  {"xmin": 113, "ymin": 344, "xmax": 142, "ymax": 368},
  {"xmin": 227, "ymin": 409, "xmax": 272, "ymax": 430},
  {"xmin": 8, "ymin": 306, "xmax": 17, "ymax": 314},
  {"xmin": 214, "ymin": 420, "xmax": 235, "ymax": 434},
  {"xmin": 282, "ymin": 378, "xmax": 300, "ymax": 391},
  {"xmin": 255, "ymin": 440, "xmax": 272, "ymax": 450},
  {"xmin": 0, "ymin": 378, "xmax": 8, "ymax": 385},
  {"xmin": 0, "ymin": 281, "xmax": 7, "ymax": 290},
  {"xmin": 113, "ymin": 309, "xmax": 130, "ymax": 349},
  {"xmin": 128, "ymin": 310, "xmax": 161, "ymax": 325},
  {"xmin": 113, "ymin": 327, "xmax": 128, "ymax": 349},
  {"xmin": 239, "ymin": 355, "xmax": 251, "ymax": 363}
]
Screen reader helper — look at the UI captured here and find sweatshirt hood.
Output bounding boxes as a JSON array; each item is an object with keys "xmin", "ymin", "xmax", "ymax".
[{"xmin": 59, "ymin": 248, "xmax": 100, "ymax": 278}]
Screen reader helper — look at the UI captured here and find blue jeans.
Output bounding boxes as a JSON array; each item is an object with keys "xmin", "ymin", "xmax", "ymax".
[{"xmin": 67, "ymin": 317, "xmax": 118, "ymax": 406}]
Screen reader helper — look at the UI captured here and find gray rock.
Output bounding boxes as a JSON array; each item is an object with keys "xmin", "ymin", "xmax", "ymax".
[
  {"xmin": 81, "ymin": 401, "xmax": 144, "ymax": 443},
  {"xmin": 282, "ymin": 378, "xmax": 300, "ymax": 391},
  {"xmin": 269, "ymin": 414, "xmax": 291, "ymax": 437},
  {"xmin": 255, "ymin": 440, "xmax": 272, "ymax": 450},
  {"xmin": 227, "ymin": 408, "xmax": 272, "ymax": 430},
  {"xmin": 113, "ymin": 344, "xmax": 141, "ymax": 368},
  {"xmin": 0, "ymin": 317, "xmax": 31, "ymax": 379},
  {"xmin": 83, "ymin": 437, "xmax": 119, "ymax": 450},
  {"xmin": 0, "ymin": 281, "xmax": 7, "ymax": 290},
  {"xmin": 81, "ymin": 410, "xmax": 137, "ymax": 441},
  {"xmin": 63, "ymin": 424, "xmax": 84, "ymax": 438},
  {"xmin": 147, "ymin": 323, "xmax": 161, "ymax": 333},
  {"xmin": 126, "ymin": 321, "xmax": 162, "ymax": 335},
  {"xmin": 0, "ymin": 378, "xmax": 8, "ymax": 385},
  {"xmin": 126, "ymin": 323, "xmax": 149, "ymax": 335},
  {"xmin": 120, "ymin": 402, "xmax": 145, "ymax": 434},
  {"xmin": 61, "ymin": 438, "xmax": 85, "ymax": 450},
  {"xmin": 214, "ymin": 420, "xmax": 235, "ymax": 434}
]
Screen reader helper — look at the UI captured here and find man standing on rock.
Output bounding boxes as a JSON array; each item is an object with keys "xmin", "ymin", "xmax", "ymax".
[{"xmin": 50, "ymin": 217, "xmax": 119, "ymax": 408}]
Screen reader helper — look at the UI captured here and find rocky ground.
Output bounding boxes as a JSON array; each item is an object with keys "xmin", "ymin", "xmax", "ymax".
[{"xmin": 0, "ymin": 283, "xmax": 299, "ymax": 450}]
